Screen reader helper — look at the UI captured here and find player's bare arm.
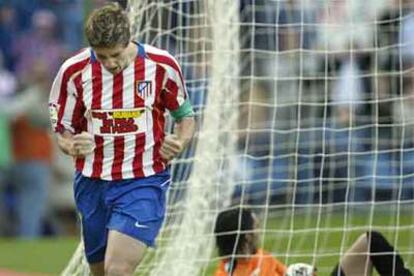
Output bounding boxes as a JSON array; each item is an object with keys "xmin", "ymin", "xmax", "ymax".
[
  {"xmin": 160, "ymin": 116, "xmax": 195, "ymax": 161},
  {"xmin": 57, "ymin": 131, "xmax": 95, "ymax": 158}
]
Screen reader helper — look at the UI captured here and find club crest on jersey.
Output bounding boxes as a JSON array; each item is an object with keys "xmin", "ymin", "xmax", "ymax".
[{"xmin": 136, "ymin": 80, "xmax": 152, "ymax": 99}]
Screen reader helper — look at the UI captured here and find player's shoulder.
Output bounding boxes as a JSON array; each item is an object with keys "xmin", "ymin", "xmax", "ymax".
[
  {"xmin": 59, "ymin": 48, "xmax": 92, "ymax": 75},
  {"xmin": 142, "ymin": 43, "xmax": 175, "ymax": 60},
  {"xmin": 258, "ymin": 249, "xmax": 283, "ymax": 264},
  {"xmin": 142, "ymin": 43, "xmax": 181, "ymax": 70}
]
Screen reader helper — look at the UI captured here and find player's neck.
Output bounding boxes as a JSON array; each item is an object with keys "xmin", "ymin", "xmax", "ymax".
[
  {"xmin": 237, "ymin": 245, "xmax": 257, "ymax": 260},
  {"xmin": 125, "ymin": 41, "xmax": 137, "ymax": 66}
]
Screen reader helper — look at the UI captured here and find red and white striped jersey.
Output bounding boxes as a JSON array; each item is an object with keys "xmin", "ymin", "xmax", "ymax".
[{"xmin": 49, "ymin": 43, "xmax": 189, "ymax": 180}]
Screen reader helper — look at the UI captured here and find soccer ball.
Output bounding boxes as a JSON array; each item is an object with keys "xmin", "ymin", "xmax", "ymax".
[{"xmin": 285, "ymin": 263, "xmax": 315, "ymax": 276}]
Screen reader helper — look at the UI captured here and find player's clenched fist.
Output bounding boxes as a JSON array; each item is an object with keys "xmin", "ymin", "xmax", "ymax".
[
  {"xmin": 72, "ymin": 132, "xmax": 95, "ymax": 157},
  {"xmin": 160, "ymin": 134, "xmax": 184, "ymax": 161},
  {"xmin": 56, "ymin": 131, "xmax": 95, "ymax": 158}
]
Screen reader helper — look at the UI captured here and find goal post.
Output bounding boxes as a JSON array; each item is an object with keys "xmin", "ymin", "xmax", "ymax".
[{"xmin": 132, "ymin": 1, "xmax": 241, "ymax": 275}]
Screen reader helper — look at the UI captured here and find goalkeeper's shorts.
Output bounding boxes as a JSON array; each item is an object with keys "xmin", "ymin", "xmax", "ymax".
[{"xmin": 74, "ymin": 169, "xmax": 171, "ymax": 263}]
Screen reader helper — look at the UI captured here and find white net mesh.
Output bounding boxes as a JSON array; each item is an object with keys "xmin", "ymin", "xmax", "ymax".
[
  {"xmin": 62, "ymin": 0, "xmax": 414, "ymax": 275},
  {"xmin": 130, "ymin": 1, "xmax": 240, "ymax": 275}
]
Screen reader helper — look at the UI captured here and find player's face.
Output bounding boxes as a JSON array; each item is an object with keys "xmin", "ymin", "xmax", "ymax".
[{"xmin": 94, "ymin": 43, "xmax": 131, "ymax": 75}]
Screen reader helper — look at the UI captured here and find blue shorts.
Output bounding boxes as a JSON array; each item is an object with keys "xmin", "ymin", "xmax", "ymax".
[{"xmin": 74, "ymin": 169, "xmax": 171, "ymax": 264}]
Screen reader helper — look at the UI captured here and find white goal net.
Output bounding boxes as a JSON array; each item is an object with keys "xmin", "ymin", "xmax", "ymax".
[{"xmin": 63, "ymin": 0, "xmax": 414, "ymax": 275}]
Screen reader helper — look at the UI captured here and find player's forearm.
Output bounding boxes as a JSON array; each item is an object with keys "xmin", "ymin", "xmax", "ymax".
[{"xmin": 174, "ymin": 116, "xmax": 195, "ymax": 149}]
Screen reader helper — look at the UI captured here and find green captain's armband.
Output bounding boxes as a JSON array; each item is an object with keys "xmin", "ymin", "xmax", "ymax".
[{"xmin": 170, "ymin": 99, "xmax": 194, "ymax": 121}]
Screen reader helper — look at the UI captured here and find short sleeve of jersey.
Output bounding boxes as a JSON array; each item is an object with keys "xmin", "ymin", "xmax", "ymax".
[
  {"xmin": 48, "ymin": 64, "xmax": 85, "ymax": 134},
  {"xmin": 162, "ymin": 56, "xmax": 194, "ymax": 120}
]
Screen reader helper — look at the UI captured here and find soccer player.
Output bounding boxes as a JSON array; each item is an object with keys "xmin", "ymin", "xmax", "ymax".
[
  {"xmin": 214, "ymin": 208, "xmax": 287, "ymax": 276},
  {"xmin": 48, "ymin": 3, "xmax": 195, "ymax": 276},
  {"xmin": 214, "ymin": 207, "xmax": 412, "ymax": 276}
]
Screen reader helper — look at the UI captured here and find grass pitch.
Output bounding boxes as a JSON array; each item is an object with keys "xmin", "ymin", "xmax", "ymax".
[
  {"xmin": 0, "ymin": 237, "xmax": 79, "ymax": 275},
  {"xmin": 1, "ymin": 203, "xmax": 413, "ymax": 275}
]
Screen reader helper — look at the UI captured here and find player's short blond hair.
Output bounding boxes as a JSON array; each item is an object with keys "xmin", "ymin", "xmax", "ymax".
[{"xmin": 84, "ymin": 3, "xmax": 130, "ymax": 48}]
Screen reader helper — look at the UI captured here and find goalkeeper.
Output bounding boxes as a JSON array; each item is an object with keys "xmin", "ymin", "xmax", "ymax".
[
  {"xmin": 214, "ymin": 207, "xmax": 412, "ymax": 276},
  {"xmin": 214, "ymin": 208, "xmax": 287, "ymax": 276},
  {"xmin": 49, "ymin": 3, "xmax": 195, "ymax": 276}
]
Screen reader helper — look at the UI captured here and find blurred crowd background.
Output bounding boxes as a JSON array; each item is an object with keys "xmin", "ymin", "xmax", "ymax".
[
  {"xmin": 0, "ymin": 0, "xmax": 110, "ymax": 238},
  {"xmin": 1, "ymin": 0, "xmax": 414, "ymax": 239},
  {"xmin": 230, "ymin": 0, "xmax": 414, "ymax": 206}
]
